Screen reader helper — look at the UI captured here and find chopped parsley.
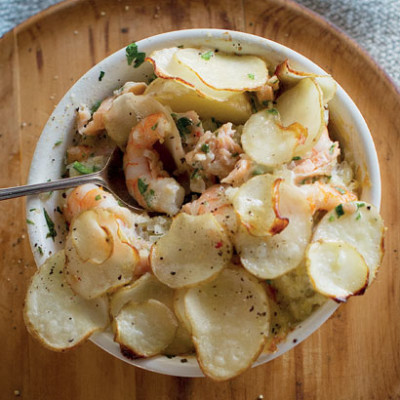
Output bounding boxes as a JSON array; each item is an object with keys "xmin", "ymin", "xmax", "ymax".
[
  {"xmin": 250, "ymin": 97, "xmax": 258, "ymax": 114},
  {"xmin": 138, "ymin": 178, "xmax": 149, "ymax": 195},
  {"xmin": 147, "ymin": 73, "xmax": 157, "ymax": 84},
  {"xmin": 126, "ymin": 42, "xmax": 146, "ymax": 68},
  {"xmin": 335, "ymin": 186, "xmax": 346, "ymax": 194},
  {"xmin": 26, "ymin": 219, "xmax": 35, "ymax": 225},
  {"xmin": 53, "ymin": 140, "xmax": 62, "ymax": 147},
  {"xmin": 356, "ymin": 213, "xmax": 361, "ymax": 221},
  {"xmin": 329, "ymin": 144, "xmax": 335, "ymax": 155},
  {"xmin": 328, "ymin": 215, "xmax": 335, "ymax": 222},
  {"xmin": 252, "ymin": 167, "xmax": 264, "ymax": 176},
  {"xmin": 201, "ymin": 50, "xmax": 213, "ymax": 60},
  {"xmin": 72, "ymin": 161, "xmax": 96, "ymax": 175},
  {"xmin": 357, "ymin": 202, "xmax": 365, "ymax": 209},
  {"xmin": 201, "ymin": 144, "xmax": 210, "ymax": 153},
  {"xmin": 265, "ymin": 279, "xmax": 272, "ymax": 285},
  {"xmin": 176, "ymin": 117, "xmax": 192, "ymax": 137},
  {"xmin": 37, "ymin": 246, "xmax": 43, "ymax": 256},
  {"xmin": 292, "ymin": 156, "xmax": 302, "ymax": 161},
  {"xmin": 248, "ymin": 73, "xmax": 255, "ymax": 80},
  {"xmin": 191, "ymin": 168, "xmax": 201, "ymax": 179},
  {"xmin": 95, "ymin": 195, "xmax": 102, "ymax": 201},
  {"xmin": 29, "ymin": 208, "xmax": 37, "ymax": 212},
  {"xmin": 335, "ymin": 204, "xmax": 344, "ymax": 218},
  {"xmin": 151, "ymin": 123, "xmax": 158, "ymax": 131},
  {"xmin": 177, "ymin": 45, "xmax": 184, "ymax": 49},
  {"xmin": 43, "ymin": 208, "xmax": 57, "ymax": 240},
  {"xmin": 90, "ymin": 100, "xmax": 102, "ymax": 115},
  {"xmin": 267, "ymin": 108, "xmax": 278, "ymax": 115},
  {"xmin": 98, "ymin": 71, "xmax": 105, "ymax": 81}
]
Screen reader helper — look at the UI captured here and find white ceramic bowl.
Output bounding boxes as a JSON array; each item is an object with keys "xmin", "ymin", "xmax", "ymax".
[{"xmin": 26, "ymin": 29, "xmax": 381, "ymax": 377}]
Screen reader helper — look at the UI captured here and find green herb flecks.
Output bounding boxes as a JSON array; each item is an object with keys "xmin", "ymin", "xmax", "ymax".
[
  {"xmin": 201, "ymin": 144, "xmax": 210, "ymax": 154},
  {"xmin": 29, "ymin": 208, "xmax": 37, "ymax": 212},
  {"xmin": 37, "ymin": 246, "xmax": 43, "ymax": 256},
  {"xmin": 26, "ymin": 219, "xmax": 35, "ymax": 225},
  {"xmin": 201, "ymin": 50, "xmax": 214, "ymax": 61},
  {"xmin": 176, "ymin": 117, "xmax": 192, "ymax": 137},
  {"xmin": 191, "ymin": 168, "xmax": 201, "ymax": 179},
  {"xmin": 252, "ymin": 167, "xmax": 264, "ymax": 176},
  {"xmin": 356, "ymin": 213, "xmax": 361, "ymax": 221},
  {"xmin": 95, "ymin": 195, "xmax": 102, "ymax": 201},
  {"xmin": 90, "ymin": 100, "xmax": 102, "ymax": 115},
  {"xmin": 126, "ymin": 42, "xmax": 146, "ymax": 68},
  {"xmin": 98, "ymin": 71, "xmax": 105, "ymax": 81},
  {"xmin": 137, "ymin": 178, "xmax": 154, "ymax": 208},
  {"xmin": 151, "ymin": 123, "xmax": 158, "ymax": 131},
  {"xmin": 328, "ymin": 215, "xmax": 335, "ymax": 222},
  {"xmin": 334, "ymin": 186, "xmax": 346, "ymax": 194},
  {"xmin": 329, "ymin": 144, "xmax": 336, "ymax": 155},
  {"xmin": 250, "ymin": 97, "xmax": 258, "ymax": 114},
  {"xmin": 138, "ymin": 178, "xmax": 149, "ymax": 195},
  {"xmin": 357, "ymin": 202, "xmax": 366, "ymax": 209},
  {"xmin": 43, "ymin": 208, "xmax": 57, "ymax": 240},
  {"xmin": 53, "ymin": 140, "xmax": 62, "ymax": 147},
  {"xmin": 335, "ymin": 204, "xmax": 344, "ymax": 218},
  {"xmin": 72, "ymin": 161, "xmax": 97, "ymax": 175},
  {"xmin": 292, "ymin": 156, "xmax": 302, "ymax": 161},
  {"xmin": 248, "ymin": 73, "xmax": 255, "ymax": 80},
  {"xmin": 267, "ymin": 108, "xmax": 278, "ymax": 116},
  {"xmin": 265, "ymin": 279, "xmax": 272, "ymax": 285}
]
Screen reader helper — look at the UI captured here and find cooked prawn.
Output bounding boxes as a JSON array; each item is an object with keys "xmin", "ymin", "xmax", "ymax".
[
  {"xmin": 221, "ymin": 155, "xmax": 255, "ymax": 187},
  {"xmin": 182, "ymin": 184, "xmax": 237, "ymax": 237},
  {"xmin": 290, "ymin": 127, "xmax": 340, "ymax": 184},
  {"xmin": 123, "ymin": 113, "xmax": 185, "ymax": 215},
  {"xmin": 299, "ymin": 181, "xmax": 357, "ymax": 214},
  {"xmin": 63, "ymin": 184, "xmax": 119, "ymax": 223},
  {"xmin": 173, "ymin": 111, "xmax": 204, "ymax": 152},
  {"xmin": 185, "ymin": 123, "xmax": 243, "ymax": 192}
]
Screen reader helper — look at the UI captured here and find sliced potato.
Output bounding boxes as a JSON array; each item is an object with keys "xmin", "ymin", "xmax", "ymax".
[
  {"xmin": 312, "ymin": 202, "xmax": 385, "ymax": 284},
  {"xmin": 162, "ymin": 324, "xmax": 195, "ymax": 356},
  {"xmin": 104, "ymin": 92, "xmax": 186, "ymax": 172},
  {"xmin": 275, "ymin": 60, "xmax": 337, "ymax": 104},
  {"xmin": 174, "ymin": 289, "xmax": 192, "ymax": 333},
  {"xmin": 175, "ymin": 48, "xmax": 268, "ymax": 91},
  {"xmin": 109, "ymin": 272, "xmax": 174, "ymax": 318},
  {"xmin": 24, "ymin": 250, "xmax": 109, "ymax": 351},
  {"xmin": 147, "ymin": 48, "xmax": 235, "ymax": 101},
  {"xmin": 242, "ymin": 109, "xmax": 306, "ymax": 167},
  {"xmin": 65, "ymin": 209, "xmax": 139, "ymax": 299},
  {"xmin": 113, "ymin": 299, "xmax": 178, "ymax": 357},
  {"xmin": 235, "ymin": 182, "xmax": 313, "ymax": 279},
  {"xmin": 307, "ymin": 240, "xmax": 369, "ymax": 301},
  {"xmin": 276, "ymin": 77, "xmax": 325, "ymax": 157},
  {"xmin": 185, "ymin": 267, "xmax": 269, "ymax": 381},
  {"xmin": 150, "ymin": 213, "xmax": 232, "ymax": 288},
  {"xmin": 145, "ymin": 78, "xmax": 252, "ymax": 125},
  {"xmin": 232, "ymin": 174, "xmax": 288, "ymax": 236}
]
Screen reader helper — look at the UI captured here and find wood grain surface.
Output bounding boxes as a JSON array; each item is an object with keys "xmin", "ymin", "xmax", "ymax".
[{"xmin": 0, "ymin": 0, "xmax": 399, "ymax": 399}]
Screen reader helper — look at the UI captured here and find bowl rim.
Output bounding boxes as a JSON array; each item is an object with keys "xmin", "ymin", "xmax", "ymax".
[{"xmin": 26, "ymin": 28, "xmax": 381, "ymax": 378}]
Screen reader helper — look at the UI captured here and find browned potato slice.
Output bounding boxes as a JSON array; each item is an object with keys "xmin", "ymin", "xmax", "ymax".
[
  {"xmin": 113, "ymin": 299, "xmax": 178, "ymax": 357},
  {"xmin": 276, "ymin": 77, "xmax": 325, "ymax": 157},
  {"xmin": 109, "ymin": 272, "xmax": 174, "ymax": 318},
  {"xmin": 312, "ymin": 202, "xmax": 385, "ymax": 284},
  {"xmin": 162, "ymin": 324, "xmax": 195, "ymax": 356},
  {"xmin": 306, "ymin": 240, "xmax": 369, "ymax": 302},
  {"xmin": 235, "ymin": 182, "xmax": 312, "ymax": 279},
  {"xmin": 65, "ymin": 209, "xmax": 139, "ymax": 299},
  {"xmin": 150, "ymin": 213, "xmax": 232, "ymax": 288},
  {"xmin": 275, "ymin": 60, "xmax": 337, "ymax": 104},
  {"xmin": 232, "ymin": 174, "xmax": 288, "ymax": 237},
  {"xmin": 24, "ymin": 251, "xmax": 109, "ymax": 351},
  {"xmin": 185, "ymin": 267, "xmax": 270, "ymax": 380}
]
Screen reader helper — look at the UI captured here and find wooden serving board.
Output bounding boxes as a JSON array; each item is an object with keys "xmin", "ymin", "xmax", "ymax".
[{"xmin": 0, "ymin": 0, "xmax": 399, "ymax": 398}]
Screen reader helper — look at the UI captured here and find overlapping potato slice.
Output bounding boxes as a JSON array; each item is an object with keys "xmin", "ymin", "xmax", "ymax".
[
  {"xmin": 109, "ymin": 272, "xmax": 174, "ymax": 317},
  {"xmin": 175, "ymin": 48, "xmax": 268, "ymax": 91},
  {"xmin": 307, "ymin": 240, "xmax": 369, "ymax": 301},
  {"xmin": 162, "ymin": 323, "xmax": 195, "ymax": 356},
  {"xmin": 103, "ymin": 92, "xmax": 186, "ymax": 172},
  {"xmin": 185, "ymin": 267, "xmax": 270, "ymax": 381},
  {"xmin": 150, "ymin": 213, "xmax": 232, "ymax": 288},
  {"xmin": 276, "ymin": 77, "xmax": 325, "ymax": 157},
  {"xmin": 147, "ymin": 48, "xmax": 234, "ymax": 101},
  {"xmin": 312, "ymin": 202, "xmax": 385, "ymax": 284},
  {"xmin": 65, "ymin": 208, "xmax": 139, "ymax": 299},
  {"xmin": 24, "ymin": 251, "xmax": 109, "ymax": 351},
  {"xmin": 232, "ymin": 174, "xmax": 288, "ymax": 237},
  {"xmin": 235, "ymin": 182, "xmax": 313, "ymax": 279},
  {"xmin": 145, "ymin": 78, "xmax": 252, "ymax": 125},
  {"xmin": 174, "ymin": 289, "xmax": 192, "ymax": 333},
  {"xmin": 113, "ymin": 299, "xmax": 178, "ymax": 357},
  {"xmin": 241, "ymin": 109, "xmax": 306, "ymax": 167},
  {"xmin": 275, "ymin": 60, "xmax": 337, "ymax": 104}
]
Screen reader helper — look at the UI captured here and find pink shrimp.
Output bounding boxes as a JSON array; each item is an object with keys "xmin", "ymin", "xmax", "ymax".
[
  {"xmin": 182, "ymin": 184, "xmax": 238, "ymax": 237},
  {"xmin": 185, "ymin": 123, "xmax": 243, "ymax": 192},
  {"xmin": 299, "ymin": 181, "xmax": 358, "ymax": 214},
  {"xmin": 221, "ymin": 155, "xmax": 255, "ymax": 187},
  {"xmin": 290, "ymin": 127, "xmax": 340, "ymax": 184},
  {"xmin": 123, "ymin": 113, "xmax": 185, "ymax": 215},
  {"xmin": 63, "ymin": 184, "xmax": 119, "ymax": 223}
]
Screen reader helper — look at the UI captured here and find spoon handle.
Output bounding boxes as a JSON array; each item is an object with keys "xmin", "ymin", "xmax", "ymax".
[{"xmin": 0, "ymin": 173, "xmax": 105, "ymax": 200}]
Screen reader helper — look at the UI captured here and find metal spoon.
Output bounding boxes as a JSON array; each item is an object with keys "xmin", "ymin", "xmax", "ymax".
[{"xmin": 0, "ymin": 147, "xmax": 144, "ymax": 212}]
